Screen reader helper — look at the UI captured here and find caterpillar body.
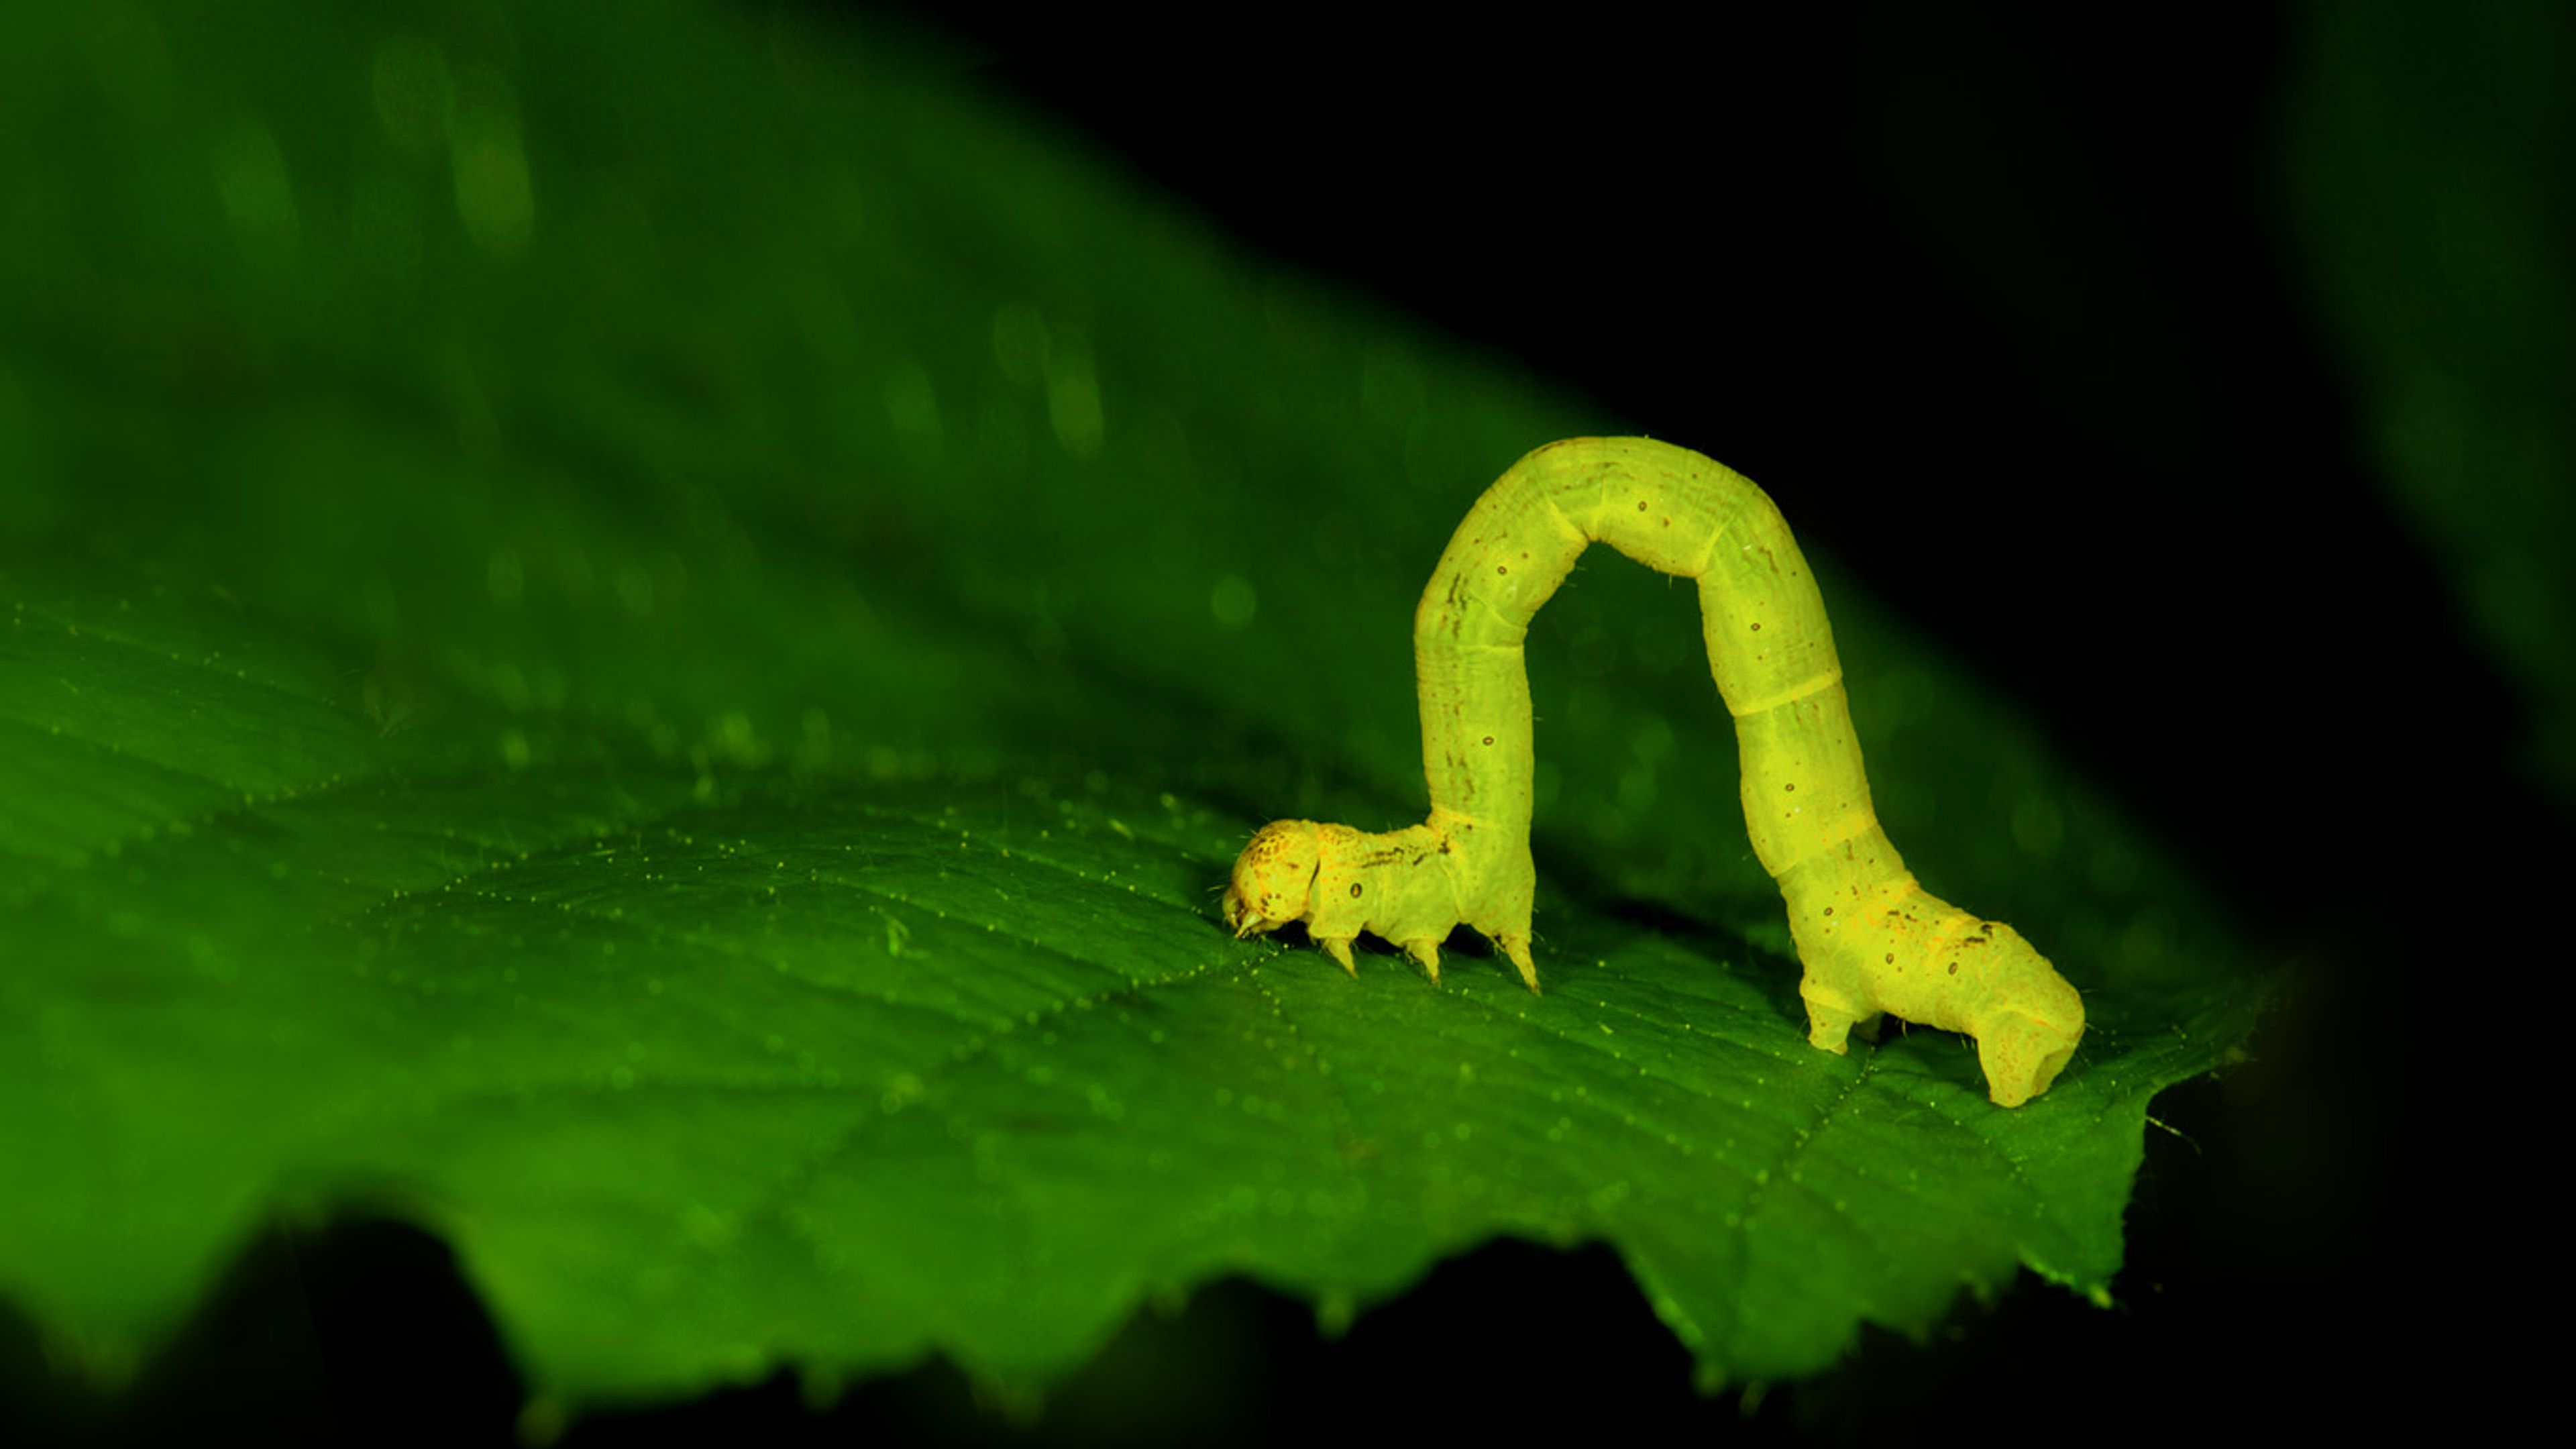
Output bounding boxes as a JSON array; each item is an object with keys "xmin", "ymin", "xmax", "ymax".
[{"xmin": 1223, "ymin": 437, "xmax": 2084, "ymax": 1108}]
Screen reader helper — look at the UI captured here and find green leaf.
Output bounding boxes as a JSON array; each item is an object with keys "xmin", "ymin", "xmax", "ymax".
[{"xmin": 0, "ymin": 0, "xmax": 2268, "ymax": 1419}]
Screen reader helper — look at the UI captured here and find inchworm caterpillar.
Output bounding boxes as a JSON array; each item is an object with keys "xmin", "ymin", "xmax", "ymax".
[{"xmin": 1223, "ymin": 437, "xmax": 2084, "ymax": 1107}]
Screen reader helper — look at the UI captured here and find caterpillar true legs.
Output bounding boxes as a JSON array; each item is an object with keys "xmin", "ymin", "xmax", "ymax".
[{"xmin": 1223, "ymin": 437, "xmax": 2085, "ymax": 1107}]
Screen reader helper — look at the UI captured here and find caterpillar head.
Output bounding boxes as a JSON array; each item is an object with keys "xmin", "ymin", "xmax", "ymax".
[
  {"xmin": 1962, "ymin": 923, "xmax": 2086, "ymax": 1108},
  {"xmin": 1223, "ymin": 819, "xmax": 1324, "ymax": 938}
]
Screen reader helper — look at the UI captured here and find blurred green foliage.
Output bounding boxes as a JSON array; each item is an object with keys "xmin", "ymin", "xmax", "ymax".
[{"xmin": 2282, "ymin": 1, "xmax": 2576, "ymax": 810}]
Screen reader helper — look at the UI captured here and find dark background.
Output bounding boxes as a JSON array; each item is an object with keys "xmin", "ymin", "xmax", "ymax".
[{"xmin": 11, "ymin": 3, "xmax": 2544, "ymax": 1443}]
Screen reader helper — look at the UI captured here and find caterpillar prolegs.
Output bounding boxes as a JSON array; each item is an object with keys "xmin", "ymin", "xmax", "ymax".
[{"xmin": 1222, "ymin": 437, "xmax": 2085, "ymax": 1107}]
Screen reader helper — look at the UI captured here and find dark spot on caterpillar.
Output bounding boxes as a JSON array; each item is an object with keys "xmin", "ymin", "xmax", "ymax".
[
  {"xmin": 1350, "ymin": 883, "xmax": 1363, "ymax": 898},
  {"xmin": 1884, "ymin": 953, "xmax": 1895, "ymax": 964},
  {"xmin": 1483, "ymin": 735, "xmax": 1495, "ymax": 746},
  {"xmin": 1497, "ymin": 564, "xmax": 1509, "ymax": 575},
  {"xmin": 1750, "ymin": 621, "xmax": 1762, "ymax": 631},
  {"xmin": 1637, "ymin": 500, "xmax": 1648, "ymax": 511},
  {"xmin": 1823, "ymin": 907, "xmax": 1833, "ymax": 917},
  {"xmin": 1947, "ymin": 962, "xmax": 1958, "ymax": 975},
  {"xmin": 1784, "ymin": 782, "xmax": 1794, "ymax": 792}
]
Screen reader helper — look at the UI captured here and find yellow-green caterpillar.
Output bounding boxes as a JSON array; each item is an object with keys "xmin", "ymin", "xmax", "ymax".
[{"xmin": 1223, "ymin": 437, "xmax": 2084, "ymax": 1107}]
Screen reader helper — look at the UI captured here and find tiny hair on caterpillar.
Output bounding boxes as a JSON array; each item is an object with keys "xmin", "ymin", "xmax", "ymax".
[{"xmin": 1222, "ymin": 437, "xmax": 2084, "ymax": 1108}]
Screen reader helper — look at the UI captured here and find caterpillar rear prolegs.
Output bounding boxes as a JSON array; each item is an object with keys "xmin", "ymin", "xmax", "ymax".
[{"xmin": 1225, "ymin": 437, "xmax": 2084, "ymax": 1107}]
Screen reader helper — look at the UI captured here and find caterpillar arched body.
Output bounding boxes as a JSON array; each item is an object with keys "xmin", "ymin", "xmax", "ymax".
[{"xmin": 1222, "ymin": 437, "xmax": 2085, "ymax": 1107}]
